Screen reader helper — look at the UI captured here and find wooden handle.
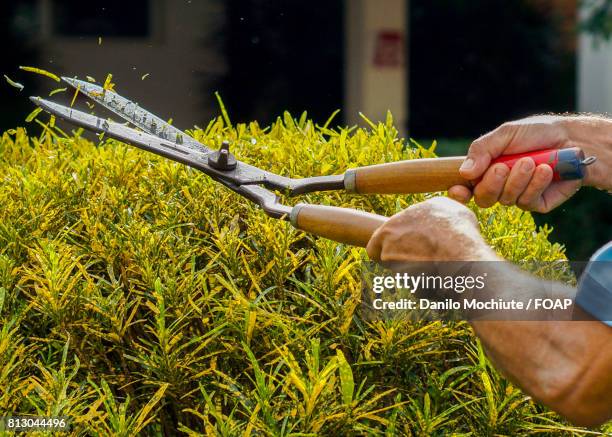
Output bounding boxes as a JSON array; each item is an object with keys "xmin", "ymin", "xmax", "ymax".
[
  {"xmin": 345, "ymin": 156, "xmax": 471, "ymax": 194},
  {"xmin": 290, "ymin": 204, "xmax": 387, "ymax": 247}
]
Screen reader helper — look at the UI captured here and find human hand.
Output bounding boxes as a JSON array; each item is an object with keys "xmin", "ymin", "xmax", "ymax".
[
  {"xmin": 366, "ymin": 197, "xmax": 497, "ymax": 263},
  {"xmin": 448, "ymin": 115, "xmax": 612, "ymax": 212}
]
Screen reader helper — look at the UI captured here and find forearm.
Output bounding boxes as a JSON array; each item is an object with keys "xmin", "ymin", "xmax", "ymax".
[
  {"xmin": 473, "ymin": 319, "xmax": 612, "ymax": 427},
  {"xmin": 468, "ymin": 262, "xmax": 612, "ymax": 427},
  {"xmin": 366, "ymin": 197, "xmax": 612, "ymax": 426}
]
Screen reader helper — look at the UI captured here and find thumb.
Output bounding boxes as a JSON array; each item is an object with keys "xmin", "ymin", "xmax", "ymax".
[{"xmin": 459, "ymin": 126, "xmax": 515, "ymax": 180}]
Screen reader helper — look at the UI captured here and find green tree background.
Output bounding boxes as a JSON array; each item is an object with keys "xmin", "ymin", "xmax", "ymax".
[{"xmin": 581, "ymin": 0, "xmax": 612, "ymax": 40}]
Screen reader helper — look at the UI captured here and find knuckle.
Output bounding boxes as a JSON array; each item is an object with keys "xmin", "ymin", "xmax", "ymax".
[
  {"xmin": 474, "ymin": 195, "xmax": 494, "ymax": 208},
  {"xmin": 421, "ymin": 197, "xmax": 439, "ymax": 206},
  {"xmin": 475, "ymin": 182, "xmax": 499, "ymax": 200},
  {"xmin": 533, "ymin": 165, "xmax": 553, "ymax": 185},
  {"xmin": 450, "ymin": 193, "xmax": 469, "ymax": 204},
  {"xmin": 516, "ymin": 197, "xmax": 533, "ymax": 210},
  {"xmin": 402, "ymin": 202, "xmax": 427, "ymax": 218},
  {"xmin": 469, "ymin": 138, "xmax": 485, "ymax": 153},
  {"xmin": 516, "ymin": 196, "xmax": 546, "ymax": 213},
  {"xmin": 429, "ymin": 196, "xmax": 454, "ymax": 208},
  {"xmin": 498, "ymin": 122, "xmax": 513, "ymax": 131},
  {"xmin": 502, "ymin": 181, "xmax": 525, "ymax": 199},
  {"xmin": 470, "ymin": 136, "xmax": 486, "ymax": 151},
  {"xmin": 461, "ymin": 208, "xmax": 478, "ymax": 225},
  {"xmin": 373, "ymin": 222, "xmax": 396, "ymax": 240},
  {"xmin": 535, "ymin": 203, "xmax": 552, "ymax": 214},
  {"xmin": 468, "ymin": 138, "xmax": 492, "ymax": 158},
  {"xmin": 447, "ymin": 191, "xmax": 460, "ymax": 202},
  {"xmin": 529, "ymin": 205, "xmax": 545, "ymax": 213},
  {"xmin": 496, "ymin": 122, "xmax": 516, "ymax": 137}
]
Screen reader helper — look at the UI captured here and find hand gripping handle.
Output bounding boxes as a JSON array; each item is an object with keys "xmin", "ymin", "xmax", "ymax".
[{"xmin": 343, "ymin": 148, "xmax": 593, "ymax": 194}]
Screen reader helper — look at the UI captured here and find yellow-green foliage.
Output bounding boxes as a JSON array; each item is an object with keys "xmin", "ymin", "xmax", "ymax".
[{"xmin": 0, "ymin": 113, "xmax": 606, "ymax": 436}]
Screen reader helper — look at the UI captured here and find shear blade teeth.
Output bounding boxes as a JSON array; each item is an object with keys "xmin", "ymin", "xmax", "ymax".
[{"xmin": 61, "ymin": 76, "xmax": 79, "ymax": 86}]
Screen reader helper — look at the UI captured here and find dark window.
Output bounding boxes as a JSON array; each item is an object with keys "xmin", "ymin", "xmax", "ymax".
[
  {"xmin": 220, "ymin": 0, "xmax": 345, "ymax": 126},
  {"xmin": 409, "ymin": 0, "xmax": 575, "ymax": 138},
  {"xmin": 52, "ymin": 0, "xmax": 150, "ymax": 37}
]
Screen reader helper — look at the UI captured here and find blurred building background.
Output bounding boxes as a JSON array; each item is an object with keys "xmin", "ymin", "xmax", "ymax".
[{"xmin": 1, "ymin": 0, "xmax": 610, "ymax": 259}]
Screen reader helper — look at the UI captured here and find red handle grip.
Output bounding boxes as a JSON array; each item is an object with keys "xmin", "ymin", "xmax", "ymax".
[{"xmin": 491, "ymin": 147, "xmax": 588, "ymax": 181}]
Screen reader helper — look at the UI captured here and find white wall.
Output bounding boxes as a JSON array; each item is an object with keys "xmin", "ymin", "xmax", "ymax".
[
  {"xmin": 37, "ymin": 0, "xmax": 226, "ymax": 130},
  {"xmin": 578, "ymin": 7, "xmax": 612, "ymax": 114},
  {"xmin": 345, "ymin": 0, "xmax": 408, "ymax": 134}
]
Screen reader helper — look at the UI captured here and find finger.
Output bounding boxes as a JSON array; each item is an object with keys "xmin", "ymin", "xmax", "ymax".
[
  {"xmin": 448, "ymin": 185, "xmax": 473, "ymax": 204},
  {"xmin": 499, "ymin": 157, "xmax": 536, "ymax": 206},
  {"xmin": 473, "ymin": 163, "xmax": 510, "ymax": 208},
  {"xmin": 540, "ymin": 180, "xmax": 582, "ymax": 213},
  {"xmin": 516, "ymin": 164, "xmax": 553, "ymax": 211}
]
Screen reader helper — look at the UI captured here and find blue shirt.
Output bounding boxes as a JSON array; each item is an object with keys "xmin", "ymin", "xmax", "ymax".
[{"xmin": 576, "ymin": 241, "xmax": 612, "ymax": 326}]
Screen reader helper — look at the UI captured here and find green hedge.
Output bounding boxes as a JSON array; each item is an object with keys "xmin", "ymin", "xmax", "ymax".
[{"xmin": 0, "ymin": 113, "xmax": 607, "ymax": 435}]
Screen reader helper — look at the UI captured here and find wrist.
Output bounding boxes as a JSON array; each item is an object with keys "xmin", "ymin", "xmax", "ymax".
[
  {"xmin": 448, "ymin": 225, "xmax": 501, "ymax": 261},
  {"xmin": 443, "ymin": 238, "xmax": 500, "ymax": 262},
  {"xmin": 561, "ymin": 116, "xmax": 612, "ymax": 190}
]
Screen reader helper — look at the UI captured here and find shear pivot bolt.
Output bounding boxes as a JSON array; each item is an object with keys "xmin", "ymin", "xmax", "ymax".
[{"xmin": 208, "ymin": 140, "xmax": 237, "ymax": 170}]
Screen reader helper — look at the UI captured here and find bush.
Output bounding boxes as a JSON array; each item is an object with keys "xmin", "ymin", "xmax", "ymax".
[{"xmin": 0, "ymin": 114, "xmax": 606, "ymax": 435}]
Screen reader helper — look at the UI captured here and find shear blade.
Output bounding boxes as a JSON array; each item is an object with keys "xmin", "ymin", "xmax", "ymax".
[
  {"xmin": 31, "ymin": 96, "xmax": 209, "ymax": 166},
  {"xmin": 62, "ymin": 76, "xmax": 210, "ymax": 155}
]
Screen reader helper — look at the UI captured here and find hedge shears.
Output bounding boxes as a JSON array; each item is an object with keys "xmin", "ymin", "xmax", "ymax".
[{"xmin": 31, "ymin": 78, "xmax": 595, "ymax": 247}]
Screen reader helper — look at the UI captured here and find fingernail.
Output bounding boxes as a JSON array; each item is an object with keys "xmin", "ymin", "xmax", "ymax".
[
  {"xmin": 494, "ymin": 165, "xmax": 509, "ymax": 178},
  {"xmin": 520, "ymin": 158, "xmax": 534, "ymax": 173},
  {"xmin": 460, "ymin": 158, "xmax": 474, "ymax": 171}
]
